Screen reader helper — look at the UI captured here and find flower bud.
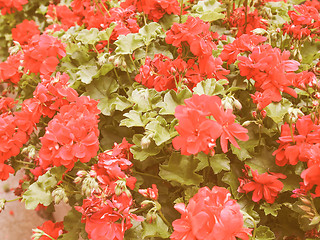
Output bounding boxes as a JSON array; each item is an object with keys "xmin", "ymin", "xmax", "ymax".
[
  {"xmin": 146, "ymin": 211, "xmax": 157, "ymax": 223},
  {"xmin": 31, "ymin": 229, "xmax": 44, "ymax": 240},
  {"xmin": 52, "ymin": 188, "xmax": 68, "ymax": 205},
  {"xmin": 89, "ymin": 170, "xmax": 97, "ymax": 178},
  {"xmin": 0, "ymin": 198, "xmax": 6, "ymax": 212},
  {"xmin": 141, "ymin": 135, "xmax": 151, "ymax": 149},
  {"xmin": 261, "ymin": 110, "xmax": 267, "ymax": 119},
  {"xmin": 74, "ymin": 177, "xmax": 82, "ymax": 184},
  {"xmin": 233, "ymin": 99, "xmax": 242, "ymax": 110},
  {"xmin": 76, "ymin": 170, "xmax": 87, "ymax": 178},
  {"xmin": 81, "ymin": 177, "xmax": 100, "ymax": 197}
]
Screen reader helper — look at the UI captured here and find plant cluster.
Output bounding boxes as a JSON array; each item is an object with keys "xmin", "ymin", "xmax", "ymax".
[{"xmin": 0, "ymin": 0, "xmax": 320, "ymax": 239}]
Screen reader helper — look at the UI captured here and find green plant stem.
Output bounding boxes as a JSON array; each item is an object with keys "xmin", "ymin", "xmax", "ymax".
[
  {"xmin": 158, "ymin": 208, "xmax": 173, "ymax": 231},
  {"xmin": 179, "ymin": 0, "xmax": 184, "ymax": 23},
  {"xmin": 6, "ymin": 197, "xmax": 22, "ymax": 203},
  {"xmin": 132, "ymin": 170, "xmax": 163, "ymax": 180},
  {"xmin": 244, "ymin": 0, "xmax": 248, "ymax": 33}
]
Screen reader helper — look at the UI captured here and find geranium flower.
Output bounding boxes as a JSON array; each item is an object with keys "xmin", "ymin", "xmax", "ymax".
[
  {"xmin": 171, "ymin": 186, "xmax": 252, "ymax": 240},
  {"xmin": 239, "ymin": 166, "xmax": 286, "ymax": 203}
]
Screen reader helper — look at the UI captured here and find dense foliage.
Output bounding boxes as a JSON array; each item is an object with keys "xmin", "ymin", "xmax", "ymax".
[{"xmin": 1, "ymin": 0, "xmax": 320, "ymax": 239}]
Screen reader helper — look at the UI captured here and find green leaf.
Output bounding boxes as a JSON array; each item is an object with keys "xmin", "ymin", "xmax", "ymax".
[
  {"xmin": 260, "ymin": 202, "xmax": 282, "ymax": 217},
  {"xmin": 282, "ymin": 174, "xmax": 301, "ymax": 192},
  {"xmin": 159, "ymin": 153, "xmax": 203, "ymax": 185},
  {"xmin": 84, "ymin": 77, "xmax": 132, "ymax": 115},
  {"xmin": 254, "ymin": 225, "xmax": 275, "ymax": 240},
  {"xmin": 114, "ymin": 33, "xmax": 144, "ymax": 54},
  {"xmin": 130, "ymin": 88, "xmax": 161, "ymax": 112},
  {"xmin": 22, "ymin": 172, "xmax": 57, "ymax": 209},
  {"xmin": 145, "ymin": 116, "xmax": 172, "ymax": 146},
  {"xmin": 76, "ymin": 28, "xmax": 100, "ymax": 45},
  {"xmin": 158, "ymin": 88, "xmax": 192, "ymax": 115},
  {"xmin": 141, "ymin": 214, "xmax": 171, "ymax": 239},
  {"xmin": 231, "ymin": 139, "xmax": 258, "ymax": 161},
  {"xmin": 210, "ymin": 154, "xmax": 230, "ymax": 174},
  {"xmin": 85, "ymin": 76, "xmax": 118, "ymax": 99},
  {"xmin": 98, "ymin": 22, "xmax": 117, "ymax": 41},
  {"xmin": 195, "ymin": 153, "xmax": 230, "ymax": 174},
  {"xmin": 192, "ymin": 0, "xmax": 226, "ymax": 22},
  {"xmin": 265, "ymin": 99, "xmax": 292, "ymax": 123},
  {"xmin": 245, "ymin": 146, "xmax": 280, "ymax": 174},
  {"xmin": 77, "ymin": 64, "xmax": 98, "ymax": 84},
  {"xmin": 98, "ymin": 95, "xmax": 132, "ymax": 116},
  {"xmin": 193, "ymin": 78, "xmax": 225, "ymax": 95},
  {"xmin": 139, "ymin": 22, "xmax": 163, "ymax": 46},
  {"xmin": 58, "ymin": 208, "xmax": 85, "ymax": 240},
  {"xmin": 120, "ymin": 110, "xmax": 145, "ymax": 127},
  {"xmin": 131, "ymin": 134, "xmax": 162, "ymax": 161}
]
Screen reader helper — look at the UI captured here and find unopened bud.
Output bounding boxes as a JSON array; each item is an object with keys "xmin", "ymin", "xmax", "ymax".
[
  {"xmin": 82, "ymin": 177, "xmax": 99, "ymax": 197},
  {"xmin": 0, "ymin": 199, "xmax": 5, "ymax": 212},
  {"xmin": 261, "ymin": 110, "xmax": 267, "ymax": 119},
  {"xmin": 74, "ymin": 177, "xmax": 82, "ymax": 184},
  {"xmin": 89, "ymin": 170, "xmax": 97, "ymax": 178},
  {"xmin": 141, "ymin": 136, "xmax": 151, "ymax": 149},
  {"xmin": 31, "ymin": 229, "xmax": 44, "ymax": 240},
  {"xmin": 52, "ymin": 188, "xmax": 68, "ymax": 204},
  {"xmin": 298, "ymin": 205, "xmax": 312, "ymax": 213},
  {"xmin": 76, "ymin": 170, "xmax": 87, "ymax": 178},
  {"xmin": 301, "ymin": 197, "xmax": 311, "ymax": 206},
  {"xmin": 233, "ymin": 99, "xmax": 242, "ymax": 110},
  {"xmin": 146, "ymin": 211, "xmax": 157, "ymax": 223}
]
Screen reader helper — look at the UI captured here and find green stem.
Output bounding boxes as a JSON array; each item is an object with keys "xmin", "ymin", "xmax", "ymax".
[
  {"xmin": 179, "ymin": 0, "xmax": 184, "ymax": 23},
  {"xmin": 158, "ymin": 208, "xmax": 173, "ymax": 231},
  {"xmin": 42, "ymin": 232, "xmax": 56, "ymax": 240},
  {"xmin": 129, "ymin": 54, "xmax": 137, "ymax": 69},
  {"xmin": 6, "ymin": 197, "xmax": 22, "ymax": 203},
  {"xmin": 289, "ymin": 122, "xmax": 295, "ymax": 144},
  {"xmin": 133, "ymin": 170, "xmax": 163, "ymax": 181},
  {"xmin": 244, "ymin": 0, "xmax": 248, "ymax": 33}
]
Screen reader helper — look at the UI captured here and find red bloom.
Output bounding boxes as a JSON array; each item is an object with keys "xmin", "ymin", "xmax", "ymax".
[
  {"xmin": 12, "ymin": 20, "xmax": 40, "ymax": 45},
  {"xmin": 0, "ymin": 52, "xmax": 23, "ymax": 84},
  {"xmin": 0, "ymin": 0, "xmax": 28, "ymax": 14},
  {"xmin": 23, "ymin": 34, "xmax": 66, "ymax": 76},
  {"xmin": 239, "ymin": 166, "xmax": 286, "ymax": 203},
  {"xmin": 0, "ymin": 163, "xmax": 14, "ymax": 181},
  {"xmin": 220, "ymin": 34, "xmax": 267, "ymax": 65},
  {"xmin": 238, "ymin": 45, "xmax": 299, "ymax": 108},
  {"xmin": 121, "ymin": 0, "xmax": 181, "ymax": 22},
  {"xmin": 173, "ymin": 95, "xmax": 249, "ymax": 155},
  {"xmin": 139, "ymin": 184, "xmax": 159, "ymax": 200},
  {"xmin": 171, "ymin": 186, "xmax": 251, "ymax": 240},
  {"xmin": 32, "ymin": 220, "xmax": 64, "ymax": 240},
  {"xmin": 228, "ymin": 7, "xmax": 268, "ymax": 37},
  {"xmin": 39, "ymin": 96, "xmax": 100, "ymax": 170}
]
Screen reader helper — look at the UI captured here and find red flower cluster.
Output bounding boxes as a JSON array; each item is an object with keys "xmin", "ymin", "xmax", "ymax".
[
  {"xmin": 220, "ymin": 34, "xmax": 267, "ymax": 65},
  {"xmin": 171, "ymin": 186, "xmax": 251, "ymax": 240},
  {"xmin": 238, "ymin": 44, "xmax": 300, "ymax": 109},
  {"xmin": 76, "ymin": 139, "xmax": 143, "ymax": 240},
  {"xmin": 273, "ymin": 115, "xmax": 319, "ymax": 166},
  {"xmin": 32, "ymin": 220, "xmax": 64, "ymax": 240},
  {"xmin": 135, "ymin": 54, "xmax": 203, "ymax": 91},
  {"xmin": 46, "ymin": 4, "xmax": 81, "ymax": 31},
  {"xmin": 11, "ymin": 19, "xmax": 40, "ymax": 45},
  {"xmin": 228, "ymin": 7, "xmax": 267, "ymax": 37},
  {"xmin": 0, "ymin": 52, "xmax": 23, "ymax": 84},
  {"xmin": 0, "ymin": 0, "xmax": 28, "ymax": 15},
  {"xmin": 173, "ymin": 94, "xmax": 249, "ymax": 155},
  {"xmin": 166, "ymin": 16, "xmax": 229, "ymax": 78},
  {"xmin": 39, "ymin": 96, "xmax": 100, "ymax": 170},
  {"xmin": 283, "ymin": 4, "xmax": 320, "ymax": 40},
  {"xmin": 23, "ymin": 34, "xmax": 66, "ymax": 76},
  {"xmin": 0, "ymin": 97, "xmax": 16, "ymax": 113},
  {"xmin": 33, "ymin": 72, "xmax": 78, "ymax": 118},
  {"xmin": 238, "ymin": 165, "xmax": 286, "ymax": 203},
  {"xmin": 121, "ymin": 0, "xmax": 181, "ymax": 22},
  {"xmin": 0, "ymin": 95, "xmax": 43, "ymax": 180},
  {"xmin": 91, "ymin": 138, "xmax": 136, "ymax": 194}
]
